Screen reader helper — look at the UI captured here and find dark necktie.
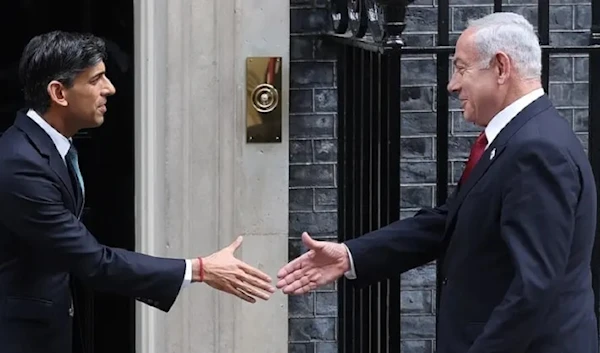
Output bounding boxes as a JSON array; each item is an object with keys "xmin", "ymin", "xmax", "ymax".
[
  {"xmin": 66, "ymin": 143, "xmax": 88, "ymax": 352},
  {"xmin": 460, "ymin": 131, "xmax": 488, "ymax": 183},
  {"xmin": 66, "ymin": 144, "xmax": 85, "ymax": 217}
]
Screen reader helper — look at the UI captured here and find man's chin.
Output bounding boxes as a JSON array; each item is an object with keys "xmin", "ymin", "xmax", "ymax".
[
  {"xmin": 462, "ymin": 111, "xmax": 475, "ymax": 124},
  {"xmin": 87, "ymin": 116, "xmax": 105, "ymax": 128}
]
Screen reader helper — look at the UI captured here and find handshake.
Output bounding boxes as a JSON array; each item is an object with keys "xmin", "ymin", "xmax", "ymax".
[{"xmin": 194, "ymin": 232, "xmax": 350, "ymax": 303}]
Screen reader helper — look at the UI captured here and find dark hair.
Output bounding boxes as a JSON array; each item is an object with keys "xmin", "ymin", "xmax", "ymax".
[{"xmin": 18, "ymin": 30, "xmax": 107, "ymax": 113}]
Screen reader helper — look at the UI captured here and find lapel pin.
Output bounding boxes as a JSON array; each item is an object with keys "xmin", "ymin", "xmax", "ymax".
[{"xmin": 490, "ymin": 148, "xmax": 496, "ymax": 160}]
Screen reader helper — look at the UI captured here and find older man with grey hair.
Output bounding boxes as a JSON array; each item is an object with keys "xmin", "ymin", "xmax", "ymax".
[{"xmin": 276, "ymin": 11, "xmax": 598, "ymax": 353}]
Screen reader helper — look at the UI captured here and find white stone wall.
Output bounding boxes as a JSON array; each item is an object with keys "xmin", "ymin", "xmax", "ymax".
[{"xmin": 134, "ymin": 0, "xmax": 289, "ymax": 352}]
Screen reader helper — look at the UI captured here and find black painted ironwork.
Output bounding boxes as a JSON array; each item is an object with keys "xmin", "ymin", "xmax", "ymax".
[
  {"xmin": 329, "ymin": 0, "xmax": 600, "ymax": 352},
  {"xmin": 365, "ymin": 0, "xmax": 415, "ymax": 45},
  {"xmin": 348, "ymin": 0, "xmax": 368, "ymax": 38},
  {"xmin": 435, "ymin": 0, "xmax": 449, "ymax": 327},
  {"xmin": 329, "ymin": 0, "xmax": 349, "ymax": 34},
  {"xmin": 336, "ymin": 44, "xmax": 401, "ymax": 353}
]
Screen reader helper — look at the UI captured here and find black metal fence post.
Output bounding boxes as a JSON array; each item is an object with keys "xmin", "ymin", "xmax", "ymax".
[
  {"xmin": 337, "ymin": 43, "xmax": 349, "ymax": 353},
  {"xmin": 434, "ymin": 0, "xmax": 450, "ymax": 341}
]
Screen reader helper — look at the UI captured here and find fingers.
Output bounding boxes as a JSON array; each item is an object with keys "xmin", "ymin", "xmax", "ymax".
[
  {"xmin": 227, "ymin": 235, "xmax": 243, "ymax": 252},
  {"xmin": 236, "ymin": 280, "xmax": 272, "ymax": 301},
  {"xmin": 232, "ymin": 287, "xmax": 256, "ymax": 303},
  {"xmin": 276, "ymin": 263, "xmax": 310, "ymax": 288},
  {"xmin": 228, "ymin": 271, "xmax": 272, "ymax": 302},
  {"xmin": 280, "ymin": 278, "xmax": 315, "ymax": 295},
  {"xmin": 279, "ymin": 269, "xmax": 321, "ymax": 295},
  {"xmin": 276, "ymin": 264, "xmax": 315, "ymax": 290},
  {"xmin": 230, "ymin": 273, "xmax": 272, "ymax": 301},
  {"xmin": 275, "ymin": 232, "xmax": 324, "ymax": 281},
  {"xmin": 238, "ymin": 267, "xmax": 276, "ymax": 293},
  {"xmin": 239, "ymin": 262, "xmax": 272, "ymax": 284},
  {"xmin": 276, "ymin": 250, "xmax": 314, "ymax": 279},
  {"xmin": 215, "ymin": 281, "xmax": 264, "ymax": 303},
  {"xmin": 290, "ymin": 281, "xmax": 317, "ymax": 295},
  {"xmin": 225, "ymin": 261, "xmax": 275, "ymax": 301},
  {"xmin": 208, "ymin": 281, "xmax": 256, "ymax": 303},
  {"xmin": 276, "ymin": 233, "xmax": 320, "ymax": 279}
]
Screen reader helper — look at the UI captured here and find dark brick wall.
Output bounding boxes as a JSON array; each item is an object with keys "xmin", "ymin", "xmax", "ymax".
[
  {"xmin": 289, "ymin": 1, "xmax": 338, "ymax": 352},
  {"xmin": 288, "ymin": 1, "xmax": 592, "ymax": 353}
]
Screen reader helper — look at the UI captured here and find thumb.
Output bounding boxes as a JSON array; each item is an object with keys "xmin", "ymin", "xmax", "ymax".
[
  {"xmin": 227, "ymin": 235, "xmax": 243, "ymax": 252},
  {"xmin": 301, "ymin": 232, "xmax": 323, "ymax": 251}
]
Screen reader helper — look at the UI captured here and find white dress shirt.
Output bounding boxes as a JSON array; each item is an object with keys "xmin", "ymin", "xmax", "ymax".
[
  {"xmin": 343, "ymin": 88, "xmax": 546, "ymax": 279},
  {"xmin": 27, "ymin": 109, "xmax": 71, "ymax": 163},
  {"xmin": 26, "ymin": 109, "xmax": 193, "ymax": 289}
]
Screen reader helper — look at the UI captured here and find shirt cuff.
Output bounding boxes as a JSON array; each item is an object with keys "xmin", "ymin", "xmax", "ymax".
[
  {"xmin": 342, "ymin": 243, "xmax": 357, "ymax": 279},
  {"xmin": 181, "ymin": 259, "xmax": 193, "ymax": 290}
]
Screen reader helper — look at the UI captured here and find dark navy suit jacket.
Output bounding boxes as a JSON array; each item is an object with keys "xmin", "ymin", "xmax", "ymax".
[
  {"xmin": 346, "ymin": 95, "xmax": 599, "ymax": 353},
  {"xmin": 0, "ymin": 111, "xmax": 186, "ymax": 353}
]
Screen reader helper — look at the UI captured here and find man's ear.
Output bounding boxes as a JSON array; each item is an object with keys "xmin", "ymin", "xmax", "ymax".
[
  {"xmin": 47, "ymin": 80, "xmax": 69, "ymax": 107},
  {"xmin": 495, "ymin": 52, "xmax": 511, "ymax": 85}
]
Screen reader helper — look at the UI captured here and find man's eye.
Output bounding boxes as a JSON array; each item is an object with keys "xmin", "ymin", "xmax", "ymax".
[
  {"xmin": 454, "ymin": 67, "xmax": 467, "ymax": 75},
  {"xmin": 90, "ymin": 75, "xmax": 103, "ymax": 84}
]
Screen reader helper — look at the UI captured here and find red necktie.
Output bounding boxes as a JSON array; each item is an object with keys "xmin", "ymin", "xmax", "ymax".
[{"xmin": 460, "ymin": 131, "xmax": 488, "ymax": 183}]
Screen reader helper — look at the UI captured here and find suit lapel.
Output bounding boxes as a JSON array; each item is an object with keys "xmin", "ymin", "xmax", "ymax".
[
  {"xmin": 14, "ymin": 111, "xmax": 78, "ymax": 210},
  {"xmin": 444, "ymin": 95, "xmax": 553, "ymax": 235},
  {"xmin": 445, "ymin": 142, "xmax": 506, "ymax": 231}
]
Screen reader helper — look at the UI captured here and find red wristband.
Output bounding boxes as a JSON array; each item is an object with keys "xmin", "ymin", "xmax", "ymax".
[{"xmin": 197, "ymin": 257, "xmax": 204, "ymax": 282}]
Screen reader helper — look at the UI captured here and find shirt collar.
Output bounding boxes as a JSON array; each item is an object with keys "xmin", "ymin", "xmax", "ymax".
[
  {"xmin": 26, "ymin": 108, "xmax": 71, "ymax": 161},
  {"xmin": 484, "ymin": 88, "xmax": 545, "ymax": 148}
]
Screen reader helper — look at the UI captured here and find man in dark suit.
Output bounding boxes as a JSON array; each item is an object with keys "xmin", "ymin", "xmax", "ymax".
[
  {"xmin": 0, "ymin": 31, "xmax": 275, "ymax": 353},
  {"xmin": 277, "ymin": 12, "xmax": 598, "ymax": 353}
]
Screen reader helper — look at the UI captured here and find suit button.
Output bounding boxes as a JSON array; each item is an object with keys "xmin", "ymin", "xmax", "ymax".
[{"xmin": 442, "ymin": 278, "xmax": 448, "ymax": 285}]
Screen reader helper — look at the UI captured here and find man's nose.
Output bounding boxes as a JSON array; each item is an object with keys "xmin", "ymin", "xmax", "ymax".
[
  {"xmin": 104, "ymin": 78, "xmax": 116, "ymax": 96},
  {"xmin": 447, "ymin": 75, "xmax": 459, "ymax": 93}
]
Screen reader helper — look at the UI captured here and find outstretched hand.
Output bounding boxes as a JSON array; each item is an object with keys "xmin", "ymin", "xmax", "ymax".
[
  {"xmin": 276, "ymin": 232, "xmax": 350, "ymax": 295},
  {"xmin": 197, "ymin": 236, "xmax": 275, "ymax": 303}
]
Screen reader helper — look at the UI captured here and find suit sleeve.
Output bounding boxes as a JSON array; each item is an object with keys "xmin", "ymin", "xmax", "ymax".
[
  {"xmin": 344, "ymin": 201, "xmax": 449, "ymax": 287},
  {"xmin": 467, "ymin": 141, "xmax": 580, "ymax": 353},
  {"xmin": 0, "ymin": 158, "xmax": 186, "ymax": 312}
]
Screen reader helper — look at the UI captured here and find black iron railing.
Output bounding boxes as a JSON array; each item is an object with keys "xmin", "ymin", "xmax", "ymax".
[
  {"xmin": 329, "ymin": 0, "xmax": 600, "ymax": 352},
  {"xmin": 336, "ymin": 46, "xmax": 402, "ymax": 353}
]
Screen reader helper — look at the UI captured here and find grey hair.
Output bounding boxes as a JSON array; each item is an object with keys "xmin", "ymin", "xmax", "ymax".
[{"xmin": 467, "ymin": 12, "xmax": 542, "ymax": 80}]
